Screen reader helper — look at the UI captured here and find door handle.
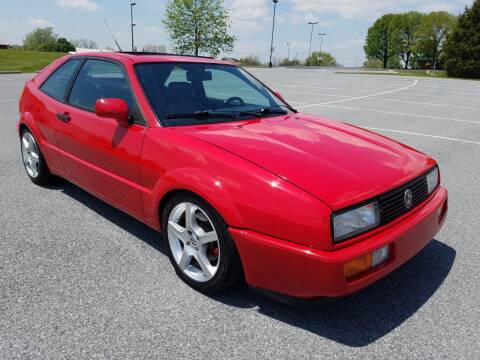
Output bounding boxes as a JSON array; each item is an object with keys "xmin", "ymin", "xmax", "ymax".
[{"xmin": 56, "ymin": 112, "xmax": 71, "ymax": 123}]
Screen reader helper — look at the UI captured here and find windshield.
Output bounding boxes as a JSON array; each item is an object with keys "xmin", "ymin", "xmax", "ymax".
[{"xmin": 135, "ymin": 63, "xmax": 291, "ymax": 126}]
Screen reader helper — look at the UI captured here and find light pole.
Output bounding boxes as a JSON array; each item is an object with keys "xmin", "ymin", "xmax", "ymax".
[
  {"xmin": 307, "ymin": 21, "xmax": 318, "ymax": 66},
  {"xmin": 286, "ymin": 42, "xmax": 291, "ymax": 61},
  {"xmin": 269, "ymin": 0, "xmax": 279, "ymax": 68},
  {"xmin": 318, "ymin": 33, "xmax": 326, "ymax": 53},
  {"xmin": 130, "ymin": 2, "xmax": 136, "ymax": 52}
]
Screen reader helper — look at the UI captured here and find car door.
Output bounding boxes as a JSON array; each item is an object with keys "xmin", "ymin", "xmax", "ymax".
[
  {"xmin": 54, "ymin": 58, "xmax": 146, "ymax": 217},
  {"xmin": 35, "ymin": 57, "xmax": 84, "ymax": 173}
]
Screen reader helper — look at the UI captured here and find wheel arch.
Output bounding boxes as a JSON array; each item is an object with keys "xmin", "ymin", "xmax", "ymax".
[{"xmin": 156, "ymin": 185, "xmax": 243, "ymax": 232}]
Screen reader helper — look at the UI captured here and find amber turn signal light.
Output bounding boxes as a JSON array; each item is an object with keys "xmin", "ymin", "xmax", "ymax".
[{"xmin": 344, "ymin": 245, "xmax": 390, "ymax": 280}]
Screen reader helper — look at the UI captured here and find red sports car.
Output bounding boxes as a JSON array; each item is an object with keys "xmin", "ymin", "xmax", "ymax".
[{"xmin": 18, "ymin": 52, "xmax": 448, "ymax": 304}]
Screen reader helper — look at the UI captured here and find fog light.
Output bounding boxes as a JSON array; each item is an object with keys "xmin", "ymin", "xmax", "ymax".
[
  {"xmin": 372, "ymin": 245, "xmax": 390, "ymax": 267},
  {"xmin": 344, "ymin": 245, "xmax": 391, "ymax": 279}
]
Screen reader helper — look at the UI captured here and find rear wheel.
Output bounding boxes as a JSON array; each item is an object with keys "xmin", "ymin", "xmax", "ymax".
[
  {"xmin": 20, "ymin": 129, "xmax": 52, "ymax": 185},
  {"xmin": 162, "ymin": 193, "xmax": 243, "ymax": 293}
]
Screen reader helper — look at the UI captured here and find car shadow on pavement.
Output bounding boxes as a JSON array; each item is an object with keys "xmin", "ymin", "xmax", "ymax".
[
  {"xmin": 50, "ymin": 180, "xmax": 167, "ymax": 256},
  {"xmin": 52, "ymin": 180, "xmax": 455, "ymax": 348},
  {"xmin": 213, "ymin": 239, "xmax": 455, "ymax": 347}
]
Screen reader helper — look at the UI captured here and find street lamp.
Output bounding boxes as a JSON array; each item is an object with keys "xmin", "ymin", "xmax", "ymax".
[
  {"xmin": 286, "ymin": 42, "xmax": 291, "ymax": 61},
  {"xmin": 130, "ymin": 2, "xmax": 136, "ymax": 52},
  {"xmin": 268, "ymin": 0, "xmax": 279, "ymax": 68},
  {"xmin": 318, "ymin": 33, "xmax": 326, "ymax": 53},
  {"xmin": 307, "ymin": 21, "xmax": 318, "ymax": 66}
]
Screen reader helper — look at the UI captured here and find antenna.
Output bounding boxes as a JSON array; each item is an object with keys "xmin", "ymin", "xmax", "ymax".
[{"xmin": 104, "ymin": 19, "xmax": 122, "ymax": 51}]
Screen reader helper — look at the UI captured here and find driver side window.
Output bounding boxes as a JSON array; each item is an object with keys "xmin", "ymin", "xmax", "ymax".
[{"xmin": 68, "ymin": 59, "xmax": 135, "ymax": 113}]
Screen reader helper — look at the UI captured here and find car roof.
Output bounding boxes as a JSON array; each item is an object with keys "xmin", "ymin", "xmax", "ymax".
[{"xmin": 69, "ymin": 51, "xmax": 233, "ymax": 66}]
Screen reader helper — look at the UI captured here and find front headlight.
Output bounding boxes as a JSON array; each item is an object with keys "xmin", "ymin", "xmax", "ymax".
[
  {"xmin": 332, "ymin": 202, "xmax": 380, "ymax": 242},
  {"xmin": 426, "ymin": 166, "xmax": 439, "ymax": 194}
]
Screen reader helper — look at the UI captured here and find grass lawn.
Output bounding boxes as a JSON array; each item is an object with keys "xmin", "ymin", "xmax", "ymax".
[{"xmin": 0, "ymin": 50, "xmax": 66, "ymax": 73}]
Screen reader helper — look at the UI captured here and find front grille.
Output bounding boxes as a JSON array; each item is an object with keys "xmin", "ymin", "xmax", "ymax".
[{"xmin": 378, "ymin": 175, "xmax": 429, "ymax": 225}]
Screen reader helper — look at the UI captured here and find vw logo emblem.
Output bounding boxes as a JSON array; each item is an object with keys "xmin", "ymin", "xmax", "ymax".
[{"xmin": 404, "ymin": 189, "xmax": 413, "ymax": 209}]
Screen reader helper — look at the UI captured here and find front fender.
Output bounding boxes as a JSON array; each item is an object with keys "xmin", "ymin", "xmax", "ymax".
[
  {"xmin": 140, "ymin": 128, "xmax": 332, "ymax": 249},
  {"xmin": 147, "ymin": 166, "xmax": 245, "ymax": 230}
]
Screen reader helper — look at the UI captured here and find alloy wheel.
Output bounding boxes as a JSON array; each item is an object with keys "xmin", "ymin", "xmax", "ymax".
[
  {"xmin": 167, "ymin": 202, "xmax": 221, "ymax": 282},
  {"xmin": 21, "ymin": 132, "xmax": 40, "ymax": 178}
]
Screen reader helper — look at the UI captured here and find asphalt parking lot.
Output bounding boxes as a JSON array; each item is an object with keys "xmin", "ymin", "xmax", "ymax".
[{"xmin": 1, "ymin": 69, "xmax": 479, "ymax": 358}]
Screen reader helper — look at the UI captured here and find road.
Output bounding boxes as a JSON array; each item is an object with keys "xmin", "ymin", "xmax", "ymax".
[{"xmin": 0, "ymin": 69, "xmax": 479, "ymax": 358}]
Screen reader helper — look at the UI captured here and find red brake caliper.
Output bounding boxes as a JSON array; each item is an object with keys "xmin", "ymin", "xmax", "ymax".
[{"xmin": 210, "ymin": 243, "xmax": 219, "ymax": 258}]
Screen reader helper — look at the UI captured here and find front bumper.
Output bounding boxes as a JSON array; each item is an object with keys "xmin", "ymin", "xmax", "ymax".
[{"xmin": 230, "ymin": 187, "xmax": 448, "ymax": 299}]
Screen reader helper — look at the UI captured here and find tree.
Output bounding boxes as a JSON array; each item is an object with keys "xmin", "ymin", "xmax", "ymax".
[
  {"xmin": 364, "ymin": 14, "xmax": 400, "ymax": 69},
  {"xmin": 305, "ymin": 51, "xmax": 337, "ymax": 66},
  {"xmin": 23, "ymin": 27, "xmax": 75, "ymax": 52},
  {"xmin": 163, "ymin": 0, "xmax": 235, "ymax": 56},
  {"xmin": 444, "ymin": 0, "xmax": 480, "ymax": 78},
  {"xmin": 24, "ymin": 27, "xmax": 57, "ymax": 50},
  {"xmin": 71, "ymin": 39, "xmax": 98, "ymax": 49},
  {"xmin": 238, "ymin": 55, "xmax": 262, "ymax": 66},
  {"xmin": 53, "ymin": 38, "xmax": 75, "ymax": 52},
  {"xmin": 279, "ymin": 58, "xmax": 301, "ymax": 66},
  {"xmin": 395, "ymin": 12, "xmax": 425, "ymax": 69},
  {"xmin": 415, "ymin": 11, "xmax": 457, "ymax": 69}
]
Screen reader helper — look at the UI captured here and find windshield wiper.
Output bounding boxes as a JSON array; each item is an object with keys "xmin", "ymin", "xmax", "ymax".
[
  {"xmin": 237, "ymin": 108, "xmax": 288, "ymax": 118},
  {"xmin": 166, "ymin": 110, "xmax": 238, "ymax": 120},
  {"xmin": 165, "ymin": 108, "xmax": 289, "ymax": 121}
]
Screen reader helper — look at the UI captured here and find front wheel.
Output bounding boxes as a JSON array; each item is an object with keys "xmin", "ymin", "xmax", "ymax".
[{"xmin": 162, "ymin": 193, "xmax": 243, "ymax": 294}]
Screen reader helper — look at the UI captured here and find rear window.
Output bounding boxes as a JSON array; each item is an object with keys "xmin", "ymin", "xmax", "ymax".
[{"xmin": 40, "ymin": 58, "xmax": 82, "ymax": 100}]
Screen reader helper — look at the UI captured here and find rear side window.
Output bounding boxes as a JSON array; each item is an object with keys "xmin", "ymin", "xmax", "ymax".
[
  {"xmin": 40, "ymin": 58, "xmax": 82, "ymax": 100},
  {"xmin": 68, "ymin": 59, "xmax": 135, "ymax": 112}
]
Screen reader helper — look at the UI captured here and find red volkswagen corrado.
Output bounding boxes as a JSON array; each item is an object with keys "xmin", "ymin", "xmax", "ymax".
[{"xmin": 18, "ymin": 52, "xmax": 448, "ymax": 304}]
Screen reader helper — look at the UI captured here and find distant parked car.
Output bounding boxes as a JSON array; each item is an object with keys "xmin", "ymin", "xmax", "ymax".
[{"xmin": 17, "ymin": 52, "xmax": 448, "ymax": 305}]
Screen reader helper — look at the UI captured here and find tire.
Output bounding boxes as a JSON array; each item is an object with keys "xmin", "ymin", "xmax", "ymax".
[
  {"xmin": 162, "ymin": 192, "xmax": 243, "ymax": 294},
  {"xmin": 20, "ymin": 128, "xmax": 53, "ymax": 185}
]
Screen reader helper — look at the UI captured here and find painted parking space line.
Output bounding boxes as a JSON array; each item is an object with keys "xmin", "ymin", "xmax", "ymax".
[
  {"xmin": 275, "ymin": 83, "xmax": 411, "ymax": 94},
  {"xmin": 288, "ymin": 101, "xmax": 309, "ymax": 105},
  {"xmin": 364, "ymin": 127, "xmax": 480, "ymax": 145},
  {"xmin": 298, "ymin": 80, "xmax": 418, "ymax": 108},
  {"xmin": 301, "ymin": 103, "xmax": 480, "ymax": 125},
  {"xmin": 401, "ymin": 92, "xmax": 480, "ymax": 101},
  {"xmin": 280, "ymin": 89, "xmax": 349, "ymax": 98},
  {"xmin": 360, "ymin": 97, "xmax": 479, "ymax": 110}
]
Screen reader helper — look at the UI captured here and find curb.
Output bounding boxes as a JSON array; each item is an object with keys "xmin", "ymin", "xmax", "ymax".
[{"xmin": 0, "ymin": 71, "xmax": 21, "ymax": 74}]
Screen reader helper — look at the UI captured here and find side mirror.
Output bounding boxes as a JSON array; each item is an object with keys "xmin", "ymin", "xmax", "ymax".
[
  {"xmin": 274, "ymin": 91, "xmax": 285, "ymax": 101},
  {"xmin": 95, "ymin": 98, "xmax": 130, "ymax": 127}
]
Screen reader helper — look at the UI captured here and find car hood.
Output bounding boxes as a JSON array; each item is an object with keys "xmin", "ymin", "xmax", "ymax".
[{"xmin": 174, "ymin": 114, "xmax": 435, "ymax": 210}]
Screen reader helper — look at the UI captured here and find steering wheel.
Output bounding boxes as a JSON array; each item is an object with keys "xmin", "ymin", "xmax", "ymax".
[{"xmin": 224, "ymin": 96, "xmax": 245, "ymax": 106}]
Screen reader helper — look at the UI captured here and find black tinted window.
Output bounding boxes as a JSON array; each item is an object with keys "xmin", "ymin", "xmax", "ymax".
[
  {"xmin": 68, "ymin": 59, "xmax": 135, "ymax": 112},
  {"xmin": 40, "ymin": 58, "xmax": 82, "ymax": 100},
  {"xmin": 135, "ymin": 63, "xmax": 285, "ymax": 126}
]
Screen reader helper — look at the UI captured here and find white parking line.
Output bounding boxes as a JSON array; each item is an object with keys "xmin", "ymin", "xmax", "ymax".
[
  {"xmin": 298, "ymin": 80, "xmax": 418, "ymax": 108},
  {"xmin": 281, "ymin": 89, "xmax": 349, "ymax": 98},
  {"xmin": 275, "ymin": 83, "xmax": 405, "ymax": 93},
  {"xmin": 403, "ymin": 92, "xmax": 478, "ymax": 101},
  {"xmin": 289, "ymin": 101, "xmax": 309, "ymax": 105},
  {"xmin": 361, "ymin": 97, "xmax": 479, "ymax": 110},
  {"xmin": 304, "ymin": 103, "xmax": 480, "ymax": 125},
  {"xmin": 364, "ymin": 127, "xmax": 480, "ymax": 145}
]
